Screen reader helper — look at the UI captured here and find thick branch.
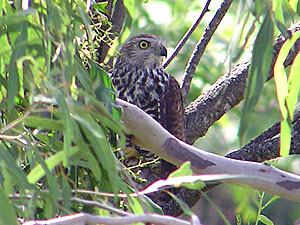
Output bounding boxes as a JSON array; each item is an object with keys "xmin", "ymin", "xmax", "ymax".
[
  {"xmin": 22, "ymin": 213, "xmax": 194, "ymax": 225},
  {"xmin": 96, "ymin": 0, "xmax": 127, "ymax": 68},
  {"xmin": 226, "ymin": 111, "xmax": 300, "ymax": 161},
  {"xmin": 117, "ymin": 99, "xmax": 300, "ymax": 202},
  {"xmin": 185, "ymin": 22, "xmax": 300, "ymax": 144}
]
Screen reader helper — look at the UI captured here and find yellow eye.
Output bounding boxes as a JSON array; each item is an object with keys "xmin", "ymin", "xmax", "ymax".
[{"xmin": 139, "ymin": 40, "xmax": 150, "ymax": 49}]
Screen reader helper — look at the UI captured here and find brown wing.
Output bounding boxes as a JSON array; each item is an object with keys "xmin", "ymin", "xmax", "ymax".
[
  {"xmin": 159, "ymin": 74, "xmax": 185, "ymax": 178},
  {"xmin": 165, "ymin": 75, "xmax": 186, "ymax": 142}
]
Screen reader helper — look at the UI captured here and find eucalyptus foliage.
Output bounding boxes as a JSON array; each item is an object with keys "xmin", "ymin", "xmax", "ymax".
[{"xmin": 0, "ymin": 0, "xmax": 142, "ymax": 222}]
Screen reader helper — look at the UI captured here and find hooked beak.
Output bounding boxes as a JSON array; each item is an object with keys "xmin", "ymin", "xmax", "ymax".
[{"xmin": 156, "ymin": 45, "xmax": 167, "ymax": 57}]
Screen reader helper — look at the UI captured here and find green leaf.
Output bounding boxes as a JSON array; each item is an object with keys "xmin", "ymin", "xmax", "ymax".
[
  {"xmin": 259, "ymin": 215, "xmax": 274, "ymax": 225},
  {"xmin": 80, "ymin": 124, "xmax": 120, "ymax": 192},
  {"xmin": 52, "ymin": 89, "xmax": 75, "ymax": 165},
  {"xmin": 273, "ymin": 0, "xmax": 284, "ymax": 23},
  {"xmin": 274, "ymin": 30, "xmax": 300, "ymax": 156},
  {"xmin": 238, "ymin": 9, "xmax": 274, "ymax": 144},
  {"xmin": 274, "ymin": 18, "xmax": 290, "ymax": 39},
  {"xmin": 280, "ymin": 120, "xmax": 291, "ymax": 156},
  {"xmin": 71, "ymin": 110, "xmax": 104, "ymax": 139},
  {"xmin": 0, "ymin": 185, "xmax": 18, "ymax": 225},
  {"xmin": 7, "ymin": 22, "xmax": 28, "ymax": 116},
  {"xmin": 286, "ymin": 50, "xmax": 300, "ymax": 123},
  {"xmin": 262, "ymin": 196, "xmax": 280, "ymax": 210},
  {"xmin": 92, "ymin": 2, "xmax": 109, "ymax": 15},
  {"xmin": 88, "ymin": 58, "xmax": 122, "ymax": 121},
  {"xmin": 27, "ymin": 146, "xmax": 80, "ymax": 184},
  {"xmin": 61, "ymin": 179, "xmax": 72, "ymax": 214},
  {"xmin": 123, "ymin": 0, "xmax": 135, "ymax": 18},
  {"xmin": 168, "ymin": 161, "xmax": 193, "ymax": 177},
  {"xmin": 47, "ymin": 2, "xmax": 68, "ymax": 35},
  {"xmin": 24, "ymin": 116, "xmax": 64, "ymax": 131},
  {"xmin": 168, "ymin": 162, "xmax": 205, "ymax": 189},
  {"xmin": 73, "ymin": 139, "xmax": 102, "ymax": 181},
  {"xmin": 289, "ymin": 0, "xmax": 299, "ymax": 13},
  {"xmin": 0, "ymin": 143, "xmax": 33, "ymax": 190},
  {"xmin": 0, "ymin": 11, "xmax": 32, "ymax": 27}
]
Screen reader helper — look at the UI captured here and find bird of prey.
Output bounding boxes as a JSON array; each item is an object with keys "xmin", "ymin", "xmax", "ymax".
[{"xmin": 111, "ymin": 34, "xmax": 194, "ymax": 215}]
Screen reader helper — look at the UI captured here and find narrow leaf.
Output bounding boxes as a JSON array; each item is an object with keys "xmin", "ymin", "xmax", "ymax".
[
  {"xmin": 238, "ymin": 9, "xmax": 274, "ymax": 144},
  {"xmin": 123, "ymin": 0, "xmax": 135, "ymax": 18},
  {"xmin": 0, "ymin": 185, "xmax": 18, "ymax": 225},
  {"xmin": 259, "ymin": 215, "xmax": 274, "ymax": 225},
  {"xmin": 274, "ymin": 30, "xmax": 300, "ymax": 156},
  {"xmin": 24, "ymin": 116, "xmax": 64, "ymax": 131},
  {"xmin": 27, "ymin": 146, "xmax": 80, "ymax": 184}
]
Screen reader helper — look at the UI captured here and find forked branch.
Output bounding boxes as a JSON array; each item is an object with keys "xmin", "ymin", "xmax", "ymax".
[
  {"xmin": 181, "ymin": 0, "xmax": 234, "ymax": 101},
  {"xmin": 184, "ymin": 22, "xmax": 300, "ymax": 144}
]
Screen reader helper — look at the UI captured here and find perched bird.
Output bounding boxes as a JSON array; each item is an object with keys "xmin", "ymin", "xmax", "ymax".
[{"xmin": 111, "ymin": 34, "xmax": 192, "ymax": 215}]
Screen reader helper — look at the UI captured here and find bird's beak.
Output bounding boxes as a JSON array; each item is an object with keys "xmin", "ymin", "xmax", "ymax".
[{"xmin": 156, "ymin": 45, "xmax": 167, "ymax": 57}]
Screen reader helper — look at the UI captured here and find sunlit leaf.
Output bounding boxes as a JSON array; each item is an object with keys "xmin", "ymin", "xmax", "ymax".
[
  {"xmin": 0, "ymin": 11, "xmax": 32, "ymax": 27},
  {"xmin": 123, "ymin": 0, "xmax": 135, "ymax": 18},
  {"xmin": 168, "ymin": 161, "xmax": 193, "ymax": 177},
  {"xmin": 262, "ymin": 196, "xmax": 280, "ymax": 210},
  {"xmin": 27, "ymin": 146, "xmax": 80, "ymax": 184},
  {"xmin": 273, "ymin": 0, "xmax": 284, "ymax": 23},
  {"xmin": 286, "ymin": 51, "xmax": 300, "ymax": 123},
  {"xmin": 289, "ymin": 0, "xmax": 299, "ymax": 12},
  {"xmin": 259, "ymin": 215, "xmax": 274, "ymax": 225},
  {"xmin": 92, "ymin": 1, "xmax": 109, "ymax": 15},
  {"xmin": 274, "ymin": 30, "xmax": 300, "ymax": 156},
  {"xmin": 280, "ymin": 120, "xmax": 291, "ymax": 156}
]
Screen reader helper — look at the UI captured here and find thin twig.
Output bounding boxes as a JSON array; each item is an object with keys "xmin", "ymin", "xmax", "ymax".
[
  {"xmin": 163, "ymin": 0, "xmax": 212, "ymax": 69},
  {"xmin": 70, "ymin": 197, "xmax": 130, "ymax": 216},
  {"xmin": 0, "ymin": 104, "xmax": 38, "ymax": 133},
  {"xmin": 181, "ymin": 0, "xmax": 233, "ymax": 102},
  {"xmin": 10, "ymin": 193, "xmax": 129, "ymax": 217}
]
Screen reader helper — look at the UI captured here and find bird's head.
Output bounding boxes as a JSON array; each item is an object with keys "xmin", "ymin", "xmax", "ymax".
[{"xmin": 116, "ymin": 34, "xmax": 167, "ymax": 69}]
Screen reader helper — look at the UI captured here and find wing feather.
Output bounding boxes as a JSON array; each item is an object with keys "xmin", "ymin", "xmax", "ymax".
[
  {"xmin": 159, "ymin": 73, "xmax": 185, "ymax": 178},
  {"xmin": 165, "ymin": 75, "xmax": 186, "ymax": 142}
]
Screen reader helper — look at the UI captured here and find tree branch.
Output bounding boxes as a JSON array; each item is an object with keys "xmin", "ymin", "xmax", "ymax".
[
  {"xmin": 185, "ymin": 22, "xmax": 300, "ymax": 144},
  {"xmin": 96, "ymin": 0, "xmax": 127, "ymax": 68},
  {"xmin": 116, "ymin": 99, "xmax": 300, "ymax": 203},
  {"xmin": 181, "ymin": 0, "xmax": 234, "ymax": 101},
  {"xmin": 163, "ymin": 0, "xmax": 212, "ymax": 69},
  {"xmin": 226, "ymin": 111, "xmax": 300, "ymax": 161},
  {"xmin": 22, "ymin": 213, "xmax": 196, "ymax": 225}
]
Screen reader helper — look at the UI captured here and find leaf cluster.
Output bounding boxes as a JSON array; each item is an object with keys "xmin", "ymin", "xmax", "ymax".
[{"xmin": 0, "ymin": 0, "xmax": 139, "ymax": 222}]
